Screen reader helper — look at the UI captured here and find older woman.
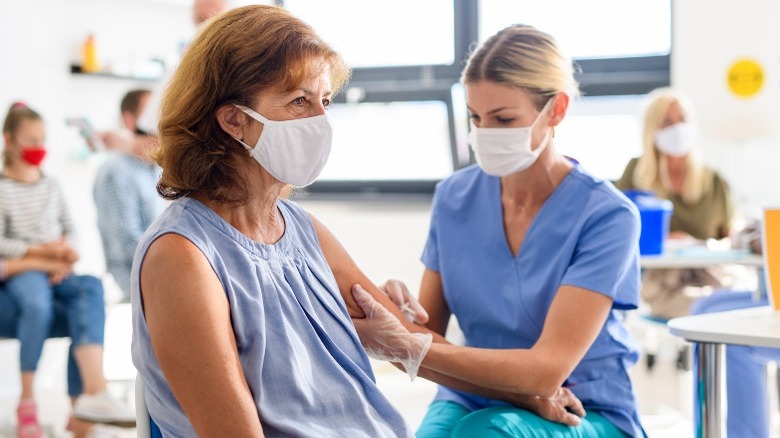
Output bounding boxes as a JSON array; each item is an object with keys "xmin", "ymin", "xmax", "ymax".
[
  {"xmin": 351, "ymin": 24, "xmax": 646, "ymax": 437},
  {"xmin": 131, "ymin": 6, "xmax": 418, "ymax": 437}
]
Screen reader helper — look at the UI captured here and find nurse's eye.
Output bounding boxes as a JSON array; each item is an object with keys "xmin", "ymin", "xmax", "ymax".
[
  {"xmin": 496, "ymin": 117, "xmax": 515, "ymax": 124},
  {"xmin": 468, "ymin": 114, "xmax": 481, "ymax": 123}
]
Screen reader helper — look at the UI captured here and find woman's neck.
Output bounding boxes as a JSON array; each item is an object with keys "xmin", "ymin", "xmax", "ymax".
[
  {"xmin": 3, "ymin": 162, "xmax": 41, "ymax": 182},
  {"xmin": 195, "ymin": 171, "xmax": 287, "ymax": 245},
  {"xmin": 500, "ymin": 145, "xmax": 573, "ymax": 210}
]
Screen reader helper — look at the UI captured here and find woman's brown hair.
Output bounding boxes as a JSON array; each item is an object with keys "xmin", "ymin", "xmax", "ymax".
[
  {"xmin": 155, "ymin": 5, "xmax": 350, "ymax": 203},
  {"xmin": 3, "ymin": 102, "xmax": 43, "ymax": 166}
]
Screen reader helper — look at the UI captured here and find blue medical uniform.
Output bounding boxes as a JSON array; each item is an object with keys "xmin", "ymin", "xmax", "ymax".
[{"xmin": 421, "ymin": 164, "xmax": 646, "ymax": 437}]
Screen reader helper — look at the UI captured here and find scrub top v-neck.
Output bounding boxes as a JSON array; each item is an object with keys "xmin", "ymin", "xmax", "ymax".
[{"xmin": 421, "ymin": 163, "xmax": 645, "ymax": 437}]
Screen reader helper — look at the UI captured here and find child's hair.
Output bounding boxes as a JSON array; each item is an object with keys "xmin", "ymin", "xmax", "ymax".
[{"xmin": 3, "ymin": 102, "xmax": 43, "ymax": 166}]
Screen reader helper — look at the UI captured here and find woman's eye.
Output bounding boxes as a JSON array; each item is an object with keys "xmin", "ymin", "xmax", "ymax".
[
  {"xmin": 322, "ymin": 99, "xmax": 331, "ymax": 108},
  {"xmin": 292, "ymin": 97, "xmax": 306, "ymax": 106}
]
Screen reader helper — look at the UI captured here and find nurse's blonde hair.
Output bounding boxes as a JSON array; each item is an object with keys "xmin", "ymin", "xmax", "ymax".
[
  {"xmin": 461, "ymin": 24, "xmax": 579, "ymax": 110},
  {"xmin": 633, "ymin": 87, "xmax": 711, "ymax": 204}
]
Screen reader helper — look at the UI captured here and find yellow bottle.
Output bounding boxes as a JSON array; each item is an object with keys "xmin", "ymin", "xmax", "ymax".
[{"xmin": 82, "ymin": 33, "xmax": 100, "ymax": 73}]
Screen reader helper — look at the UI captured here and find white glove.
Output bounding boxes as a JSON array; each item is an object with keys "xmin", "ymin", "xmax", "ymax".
[
  {"xmin": 351, "ymin": 284, "xmax": 433, "ymax": 380},
  {"xmin": 380, "ymin": 279, "xmax": 429, "ymax": 324}
]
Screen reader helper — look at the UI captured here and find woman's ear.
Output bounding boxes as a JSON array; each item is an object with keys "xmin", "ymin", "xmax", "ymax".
[
  {"xmin": 549, "ymin": 93, "xmax": 570, "ymax": 127},
  {"xmin": 216, "ymin": 104, "xmax": 248, "ymax": 139}
]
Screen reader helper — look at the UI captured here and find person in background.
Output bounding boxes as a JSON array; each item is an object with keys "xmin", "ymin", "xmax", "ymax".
[
  {"xmin": 94, "ymin": 89, "xmax": 165, "ymax": 301},
  {"xmin": 351, "ymin": 24, "xmax": 646, "ymax": 437},
  {"xmin": 615, "ymin": 88, "xmax": 737, "ymax": 319},
  {"xmin": 131, "ymin": 7, "xmax": 582, "ymax": 436},
  {"xmin": 0, "ymin": 103, "xmax": 135, "ymax": 437}
]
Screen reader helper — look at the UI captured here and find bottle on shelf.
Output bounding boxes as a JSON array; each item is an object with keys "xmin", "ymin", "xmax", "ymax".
[{"xmin": 82, "ymin": 33, "xmax": 100, "ymax": 73}]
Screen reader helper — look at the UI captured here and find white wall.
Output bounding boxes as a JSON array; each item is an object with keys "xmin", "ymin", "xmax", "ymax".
[{"xmin": 673, "ymin": 0, "xmax": 780, "ymax": 219}]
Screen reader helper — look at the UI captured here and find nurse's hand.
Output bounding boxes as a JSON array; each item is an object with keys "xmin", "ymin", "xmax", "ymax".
[
  {"xmin": 351, "ymin": 284, "xmax": 433, "ymax": 380},
  {"xmin": 521, "ymin": 387, "xmax": 585, "ymax": 427},
  {"xmin": 379, "ymin": 279, "xmax": 429, "ymax": 324}
]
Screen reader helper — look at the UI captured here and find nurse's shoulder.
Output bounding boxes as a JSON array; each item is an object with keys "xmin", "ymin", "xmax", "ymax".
[{"xmin": 432, "ymin": 164, "xmax": 491, "ymax": 210}]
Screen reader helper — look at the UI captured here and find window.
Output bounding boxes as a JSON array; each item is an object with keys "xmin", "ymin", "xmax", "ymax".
[
  {"xmin": 284, "ymin": 0, "xmax": 455, "ymax": 68},
  {"xmin": 556, "ymin": 95, "xmax": 646, "ymax": 181},
  {"xmin": 320, "ymin": 100, "xmax": 453, "ymax": 181},
  {"xmin": 479, "ymin": 0, "xmax": 671, "ymax": 59},
  {"xmin": 279, "ymin": 0, "xmax": 670, "ymax": 195}
]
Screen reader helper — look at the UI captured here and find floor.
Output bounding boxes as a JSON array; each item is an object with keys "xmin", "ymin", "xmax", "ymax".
[{"xmin": 0, "ymin": 305, "xmax": 749, "ymax": 438}]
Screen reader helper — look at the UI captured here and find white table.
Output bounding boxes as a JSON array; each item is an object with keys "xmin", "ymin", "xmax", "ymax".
[
  {"xmin": 640, "ymin": 248, "xmax": 764, "ymax": 270},
  {"xmin": 668, "ymin": 306, "xmax": 780, "ymax": 438}
]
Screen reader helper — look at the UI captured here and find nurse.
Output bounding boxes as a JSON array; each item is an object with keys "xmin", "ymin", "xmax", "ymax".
[{"xmin": 352, "ymin": 24, "xmax": 646, "ymax": 437}]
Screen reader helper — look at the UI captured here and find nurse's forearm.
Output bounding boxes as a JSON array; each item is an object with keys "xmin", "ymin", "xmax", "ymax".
[
  {"xmin": 415, "ymin": 367, "xmax": 543, "ymax": 409},
  {"xmin": 422, "ymin": 343, "xmax": 563, "ymax": 398}
]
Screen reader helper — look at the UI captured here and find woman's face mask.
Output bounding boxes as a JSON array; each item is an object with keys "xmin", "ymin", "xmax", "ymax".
[
  {"xmin": 232, "ymin": 104, "xmax": 332, "ymax": 187},
  {"xmin": 468, "ymin": 98, "xmax": 554, "ymax": 177},
  {"xmin": 655, "ymin": 122, "xmax": 695, "ymax": 157}
]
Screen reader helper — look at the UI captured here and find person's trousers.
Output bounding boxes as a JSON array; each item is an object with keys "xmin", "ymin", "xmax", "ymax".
[
  {"xmin": 690, "ymin": 291, "xmax": 780, "ymax": 438},
  {"xmin": 416, "ymin": 401, "xmax": 628, "ymax": 437},
  {"xmin": 3, "ymin": 271, "xmax": 105, "ymax": 396}
]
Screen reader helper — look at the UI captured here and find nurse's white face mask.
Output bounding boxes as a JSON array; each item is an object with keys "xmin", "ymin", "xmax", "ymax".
[
  {"xmin": 468, "ymin": 98, "xmax": 554, "ymax": 177},
  {"xmin": 232, "ymin": 104, "xmax": 332, "ymax": 187},
  {"xmin": 654, "ymin": 122, "xmax": 695, "ymax": 157}
]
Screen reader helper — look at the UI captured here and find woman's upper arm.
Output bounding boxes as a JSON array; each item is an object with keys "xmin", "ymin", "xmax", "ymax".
[
  {"xmin": 307, "ymin": 212, "xmax": 448, "ymax": 342},
  {"xmin": 140, "ymin": 233, "xmax": 263, "ymax": 437}
]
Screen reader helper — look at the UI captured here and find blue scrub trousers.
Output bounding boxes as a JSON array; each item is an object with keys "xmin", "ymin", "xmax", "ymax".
[
  {"xmin": 417, "ymin": 401, "xmax": 628, "ymax": 437},
  {"xmin": 0, "ymin": 272, "xmax": 105, "ymax": 397},
  {"xmin": 690, "ymin": 291, "xmax": 780, "ymax": 438}
]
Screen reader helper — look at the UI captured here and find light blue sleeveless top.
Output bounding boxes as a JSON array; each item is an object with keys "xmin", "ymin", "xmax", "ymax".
[{"xmin": 131, "ymin": 197, "xmax": 410, "ymax": 438}]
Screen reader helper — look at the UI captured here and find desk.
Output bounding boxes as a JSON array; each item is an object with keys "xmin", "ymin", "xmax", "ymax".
[{"xmin": 668, "ymin": 306, "xmax": 780, "ymax": 438}]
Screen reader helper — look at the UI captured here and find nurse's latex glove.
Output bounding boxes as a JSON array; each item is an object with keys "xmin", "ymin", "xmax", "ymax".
[
  {"xmin": 351, "ymin": 284, "xmax": 433, "ymax": 380},
  {"xmin": 380, "ymin": 279, "xmax": 429, "ymax": 324}
]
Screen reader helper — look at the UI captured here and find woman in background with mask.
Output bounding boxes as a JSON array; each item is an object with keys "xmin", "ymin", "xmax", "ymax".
[
  {"xmin": 351, "ymin": 24, "xmax": 645, "ymax": 437},
  {"xmin": 616, "ymin": 89, "xmax": 736, "ymax": 320},
  {"xmin": 616, "ymin": 88, "xmax": 734, "ymax": 242}
]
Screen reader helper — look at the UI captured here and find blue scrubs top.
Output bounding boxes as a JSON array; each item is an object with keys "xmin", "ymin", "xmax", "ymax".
[{"xmin": 422, "ymin": 164, "xmax": 646, "ymax": 438}]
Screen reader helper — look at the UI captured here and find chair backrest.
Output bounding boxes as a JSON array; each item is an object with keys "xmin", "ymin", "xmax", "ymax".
[
  {"xmin": 135, "ymin": 375, "xmax": 163, "ymax": 438},
  {"xmin": 135, "ymin": 375, "xmax": 151, "ymax": 438}
]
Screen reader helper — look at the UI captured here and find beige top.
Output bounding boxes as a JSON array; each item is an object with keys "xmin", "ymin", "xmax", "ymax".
[{"xmin": 616, "ymin": 157, "xmax": 734, "ymax": 240}]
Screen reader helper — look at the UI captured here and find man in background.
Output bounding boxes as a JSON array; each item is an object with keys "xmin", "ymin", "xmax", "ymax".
[{"xmin": 94, "ymin": 89, "xmax": 165, "ymax": 301}]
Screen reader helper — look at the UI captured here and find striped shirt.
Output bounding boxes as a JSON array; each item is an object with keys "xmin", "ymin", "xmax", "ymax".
[{"xmin": 0, "ymin": 175, "xmax": 76, "ymax": 258}]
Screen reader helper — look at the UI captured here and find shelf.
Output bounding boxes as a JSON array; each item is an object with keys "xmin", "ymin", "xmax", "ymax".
[{"xmin": 70, "ymin": 65, "xmax": 159, "ymax": 82}]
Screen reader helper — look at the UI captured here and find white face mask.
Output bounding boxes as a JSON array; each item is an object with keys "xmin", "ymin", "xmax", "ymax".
[
  {"xmin": 655, "ymin": 122, "xmax": 695, "ymax": 157},
  {"xmin": 233, "ymin": 104, "xmax": 332, "ymax": 187},
  {"xmin": 468, "ymin": 98, "xmax": 553, "ymax": 176}
]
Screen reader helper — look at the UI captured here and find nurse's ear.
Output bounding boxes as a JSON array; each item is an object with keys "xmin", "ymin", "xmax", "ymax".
[
  {"xmin": 216, "ymin": 104, "xmax": 250, "ymax": 140},
  {"xmin": 548, "ymin": 93, "xmax": 570, "ymax": 128}
]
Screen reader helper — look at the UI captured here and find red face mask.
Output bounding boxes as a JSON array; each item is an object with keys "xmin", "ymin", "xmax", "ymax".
[{"xmin": 21, "ymin": 147, "xmax": 47, "ymax": 166}]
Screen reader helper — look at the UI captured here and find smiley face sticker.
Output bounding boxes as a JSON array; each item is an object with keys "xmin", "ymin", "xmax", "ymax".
[{"xmin": 727, "ymin": 58, "xmax": 764, "ymax": 98}]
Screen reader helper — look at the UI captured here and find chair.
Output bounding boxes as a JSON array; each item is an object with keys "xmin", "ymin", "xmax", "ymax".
[{"xmin": 135, "ymin": 375, "xmax": 162, "ymax": 438}]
